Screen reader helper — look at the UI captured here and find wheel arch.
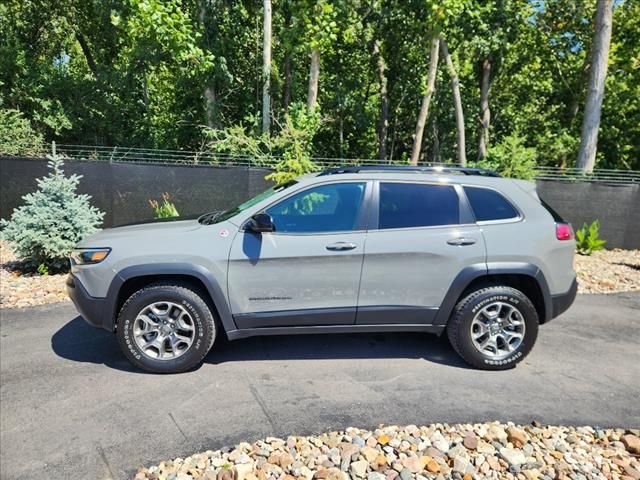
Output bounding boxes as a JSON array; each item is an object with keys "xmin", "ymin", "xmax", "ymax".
[
  {"xmin": 433, "ymin": 263, "xmax": 552, "ymax": 326},
  {"xmin": 105, "ymin": 264, "xmax": 236, "ymax": 333}
]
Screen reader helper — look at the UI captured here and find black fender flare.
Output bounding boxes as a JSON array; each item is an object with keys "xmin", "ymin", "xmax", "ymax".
[
  {"xmin": 433, "ymin": 262, "xmax": 552, "ymax": 325},
  {"xmin": 104, "ymin": 263, "xmax": 236, "ymax": 333}
]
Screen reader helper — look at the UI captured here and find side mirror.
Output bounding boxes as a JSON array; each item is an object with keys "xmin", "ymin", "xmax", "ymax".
[{"xmin": 246, "ymin": 213, "xmax": 274, "ymax": 233}]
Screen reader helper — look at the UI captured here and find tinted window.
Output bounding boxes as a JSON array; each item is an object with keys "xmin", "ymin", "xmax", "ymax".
[
  {"xmin": 266, "ymin": 182, "xmax": 366, "ymax": 233},
  {"xmin": 464, "ymin": 186, "xmax": 519, "ymax": 221},
  {"xmin": 378, "ymin": 183, "xmax": 459, "ymax": 229},
  {"xmin": 206, "ymin": 181, "xmax": 297, "ymax": 224}
]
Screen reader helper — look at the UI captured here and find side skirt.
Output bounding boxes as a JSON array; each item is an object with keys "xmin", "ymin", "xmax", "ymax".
[{"xmin": 226, "ymin": 323, "xmax": 445, "ymax": 341}]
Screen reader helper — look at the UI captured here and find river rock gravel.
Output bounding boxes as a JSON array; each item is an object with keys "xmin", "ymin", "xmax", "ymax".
[
  {"xmin": 0, "ymin": 241, "xmax": 69, "ymax": 308},
  {"xmin": 133, "ymin": 423, "xmax": 640, "ymax": 480},
  {"xmin": 574, "ymin": 249, "xmax": 640, "ymax": 294}
]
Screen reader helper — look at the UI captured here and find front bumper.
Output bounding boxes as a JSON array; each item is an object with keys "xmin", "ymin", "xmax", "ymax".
[
  {"xmin": 550, "ymin": 277, "xmax": 578, "ymax": 320},
  {"xmin": 66, "ymin": 274, "xmax": 110, "ymax": 330}
]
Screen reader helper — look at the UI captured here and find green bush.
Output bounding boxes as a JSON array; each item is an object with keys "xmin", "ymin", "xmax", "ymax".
[
  {"xmin": 206, "ymin": 102, "xmax": 321, "ymax": 185},
  {"xmin": 473, "ymin": 133, "xmax": 538, "ymax": 180},
  {"xmin": 0, "ymin": 153, "xmax": 104, "ymax": 272},
  {"xmin": 149, "ymin": 193, "xmax": 180, "ymax": 218},
  {"xmin": 575, "ymin": 220, "xmax": 607, "ymax": 256},
  {"xmin": 0, "ymin": 108, "xmax": 44, "ymax": 156}
]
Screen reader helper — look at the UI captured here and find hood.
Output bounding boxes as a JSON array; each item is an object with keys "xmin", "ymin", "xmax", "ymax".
[{"xmin": 78, "ymin": 219, "xmax": 201, "ymax": 247}]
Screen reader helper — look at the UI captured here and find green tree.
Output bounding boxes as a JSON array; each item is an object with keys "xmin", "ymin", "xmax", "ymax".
[
  {"xmin": 0, "ymin": 108, "xmax": 44, "ymax": 155},
  {"xmin": 1, "ymin": 153, "xmax": 104, "ymax": 272}
]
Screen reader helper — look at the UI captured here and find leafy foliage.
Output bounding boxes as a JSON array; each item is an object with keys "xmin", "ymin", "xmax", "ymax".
[
  {"xmin": 0, "ymin": 0, "xmax": 637, "ymax": 169},
  {"xmin": 472, "ymin": 133, "xmax": 538, "ymax": 180},
  {"xmin": 0, "ymin": 154, "xmax": 104, "ymax": 272},
  {"xmin": 576, "ymin": 220, "xmax": 607, "ymax": 256},
  {"xmin": 149, "ymin": 192, "xmax": 179, "ymax": 218},
  {"xmin": 206, "ymin": 102, "xmax": 321, "ymax": 184},
  {"xmin": 0, "ymin": 108, "xmax": 44, "ymax": 156}
]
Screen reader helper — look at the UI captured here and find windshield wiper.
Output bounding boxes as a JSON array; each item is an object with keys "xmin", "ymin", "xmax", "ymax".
[{"xmin": 198, "ymin": 210, "xmax": 224, "ymax": 225}]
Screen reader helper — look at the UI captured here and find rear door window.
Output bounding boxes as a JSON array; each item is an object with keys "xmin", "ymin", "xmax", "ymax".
[
  {"xmin": 463, "ymin": 186, "xmax": 519, "ymax": 222},
  {"xmin": 378, "ymin": 183, "xmax": 460, "ymax": 229}
]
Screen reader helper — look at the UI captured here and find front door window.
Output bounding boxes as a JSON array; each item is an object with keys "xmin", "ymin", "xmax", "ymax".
[{"xmin": 266, "ymin": 182, "xmax": 366, "ymax": 233}]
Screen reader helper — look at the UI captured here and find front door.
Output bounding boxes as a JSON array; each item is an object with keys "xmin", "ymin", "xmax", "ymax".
[{"xmin": 228, "ymin": 181, "xmax": 370, "ymax": 329}]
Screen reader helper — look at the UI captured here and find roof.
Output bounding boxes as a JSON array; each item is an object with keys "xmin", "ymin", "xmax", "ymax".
[
  {"xmin": 294, "ymin": 165, "xmax": 514, "ymax": 188},
  {"xmin": 318, "ymin": 165, "xmax": 500, "ymax": 177}
]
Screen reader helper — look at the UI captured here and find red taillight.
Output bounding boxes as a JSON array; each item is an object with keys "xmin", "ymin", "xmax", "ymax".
[{"xmin": 556, "ymin": 223, "xmax": 574, "ymax": 241}]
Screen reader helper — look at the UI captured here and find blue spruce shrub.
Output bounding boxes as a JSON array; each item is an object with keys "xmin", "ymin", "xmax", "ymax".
[{"xmin": 1, "ymin": 154, "xmax": 104, "ymax": 272}]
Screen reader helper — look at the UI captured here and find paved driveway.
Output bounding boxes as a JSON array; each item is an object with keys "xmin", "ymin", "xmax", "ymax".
[{"xmin": 1, "ymin": 293, "xmax": 639, "ymax": 479}]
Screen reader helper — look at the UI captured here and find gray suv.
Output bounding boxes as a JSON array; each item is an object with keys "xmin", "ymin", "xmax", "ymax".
[{"xmin": 67, "ymin": 166, "xmax": 577, "ymax": 373}]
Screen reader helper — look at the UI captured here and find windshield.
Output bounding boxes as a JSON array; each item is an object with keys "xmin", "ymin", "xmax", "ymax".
[{"xmin": 199, "ymin": 181, "xmax": 297, "ymax": 225}]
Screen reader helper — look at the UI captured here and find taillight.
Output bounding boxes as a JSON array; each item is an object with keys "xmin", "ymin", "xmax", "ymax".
[{"xmin": 556, "ymin": 223, "xmax": 574, "ymax": 241}]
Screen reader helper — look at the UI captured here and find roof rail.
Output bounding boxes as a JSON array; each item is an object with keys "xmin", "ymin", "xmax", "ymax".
[{"xmin": 317, "ymin": 165, "xmax": 501, "ymax": 177}]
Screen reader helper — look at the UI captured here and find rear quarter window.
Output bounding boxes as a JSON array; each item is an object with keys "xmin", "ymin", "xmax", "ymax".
[{"xmin": 463, "ymin": 186, "xmax": 519, "ymax": 222}]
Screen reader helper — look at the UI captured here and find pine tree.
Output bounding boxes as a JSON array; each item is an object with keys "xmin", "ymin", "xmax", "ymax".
[{"xmin": 1, "ymin": 154, "xmax": 104, "ymax": 272}]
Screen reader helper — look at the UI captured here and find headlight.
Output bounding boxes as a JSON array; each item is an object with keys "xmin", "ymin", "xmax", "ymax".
[{"xmin": 70, "ymin": 248, "xmax": 111, "ymax": 265}]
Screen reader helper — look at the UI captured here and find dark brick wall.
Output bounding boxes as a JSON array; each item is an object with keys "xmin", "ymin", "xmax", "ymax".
[{"xmin": 1, "ymin": 157, "xmax": 638, "ymax": 248}]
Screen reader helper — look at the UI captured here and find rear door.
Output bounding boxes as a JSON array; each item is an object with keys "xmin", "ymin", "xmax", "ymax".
[
  {"xmin": 228, "ymin": 181, "xmax": 371, "ymax": 328},
  {"xmin": 357, "ymin": 180, "xmax": 486, "ymax": 324}
]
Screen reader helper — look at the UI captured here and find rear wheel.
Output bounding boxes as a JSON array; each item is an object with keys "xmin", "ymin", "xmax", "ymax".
[
  {"xmin": 447, "ymin": 286, "xmax": 539, "ymax": 370},
  {"xmin": 116, "ymin": 282, "xmax": 216, "ymax": 373}
]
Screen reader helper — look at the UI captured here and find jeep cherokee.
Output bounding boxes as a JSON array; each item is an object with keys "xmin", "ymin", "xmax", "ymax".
[{"xmin": 67, "ymin": 165, "xmax": 577, "ymax": 373}]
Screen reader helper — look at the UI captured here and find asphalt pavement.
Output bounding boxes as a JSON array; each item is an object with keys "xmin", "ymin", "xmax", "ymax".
[{"xmin": 1, "ymin": 293, "xmax": 638, "ymax": 479}]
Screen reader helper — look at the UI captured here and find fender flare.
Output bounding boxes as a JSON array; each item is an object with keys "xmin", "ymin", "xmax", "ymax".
[
  {"xmin": 104, "ymin": 263, "xmax": 236, "ymax": 333},
  {"xmin": 432, "ymin": 262, "xmax": 552, "ymax": 325}
]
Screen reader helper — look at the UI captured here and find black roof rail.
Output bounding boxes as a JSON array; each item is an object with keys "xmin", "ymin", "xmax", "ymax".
[{"xmin": 317, "ymin": 165, "xmax": 501, "ymax": 177}]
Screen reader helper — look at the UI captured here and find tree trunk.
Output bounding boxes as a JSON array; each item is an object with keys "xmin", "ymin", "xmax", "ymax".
[
  {"xmin": 478, "ymin": 57, "xmax": 492, "ymax": 160},
  {"xmin": 199, "ymin": 0, "xmax": 219, "ymax": 129},
  {"xmin": 432, "ymin": 122, "xmax": 440, "ymax": 164},
  {"xmin": 339, "ymin": 113, "xmax": 344, "ymax": 158},
  {"xmin": 282, "ymin": 2, "xmax": 292, "ymax": 110},
  {"xmin": 307, "ymin": 49, "xmax": 320, "ymax": 110},
  {"xmin": 204, "ymin": 86, "xmax": 220, "ymax": 129},
  {"xmin": 440, "ymin": 37, "xmax": 466, "ymax": 166},
  {"xmin": 283, "ymin": 52, "xmax": 292, "ymax": 110},
  {"xmin": 374, "ymin": 40, "xmax": 389, "ymax": 160},
  {"xmin": 410, "ymin": 37, "xmax": 440, "ymax": 165},
  {"xmin": 76, "ymin": 33, "xmax": 98, "ymax": 76},
  {"xmin": 262, "ymin": 0, "xmax": 272, "ymax": 135},
  {"xmin": 576, "ymin": 0, "xmax": 614, "ymax": 173}
]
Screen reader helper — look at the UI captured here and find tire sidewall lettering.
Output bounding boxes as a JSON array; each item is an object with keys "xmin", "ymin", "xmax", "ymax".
[
  {"xmin": 123, "ymin": 293, "xmax": 210, "ymax": 364},
  {"xmin": 456, "ymin": 288, "xmax": 537, "ymax": 369},
  {"xmin": 471, "ymin": 295, "xmax": 520, "ymax": 314}
]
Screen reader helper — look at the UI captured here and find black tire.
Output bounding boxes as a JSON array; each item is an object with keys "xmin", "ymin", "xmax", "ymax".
[
  {"xmin": 447, "ymin": 286, "xmax": 539, "ymax": 370},
  {"xmin": 116, "ymin": 282, "xmax": 216, "ymax": 373}
]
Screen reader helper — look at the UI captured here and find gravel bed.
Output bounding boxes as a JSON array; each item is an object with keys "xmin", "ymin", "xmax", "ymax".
[
  {"xmin": 0, "ymin": 241, "xmax": 69, "ymax": 309},
  {"xmin": 133, "ymin": 423, "xmax": 640, "ymax": 480},
  {"xmin": 574, "ymin": 249, "xmax": 640, "ymax": 294},
  {"xmin": 1, "ymin": 240, "xmax": 638, "ymax": 309}
]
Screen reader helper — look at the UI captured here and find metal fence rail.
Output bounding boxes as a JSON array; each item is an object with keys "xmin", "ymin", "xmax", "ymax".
[
  {"xmin": 12, "ymin": 143, "xmax": 640, "ymax": 184},
  {"xmin": 532, "ymin": 166, "xmax": 640, "ymax": 184}
]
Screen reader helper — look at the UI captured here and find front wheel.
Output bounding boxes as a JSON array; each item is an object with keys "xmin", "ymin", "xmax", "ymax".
[
  {"xmin": 447, "ymin": 286, "xmax": 539, "ymax": 370},
  {"xmin": 116, "ymin": 282, "xmax": 217, "ymax": 373}
]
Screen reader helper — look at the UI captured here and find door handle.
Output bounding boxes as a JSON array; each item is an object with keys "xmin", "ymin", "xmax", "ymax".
[
  {"xmin": 447, "ymin": 237, "xmax": 477, "ymax": 246},
  {"xmin": 326, "ymin": 242, "xmax": 357, "ymax": 251}
]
